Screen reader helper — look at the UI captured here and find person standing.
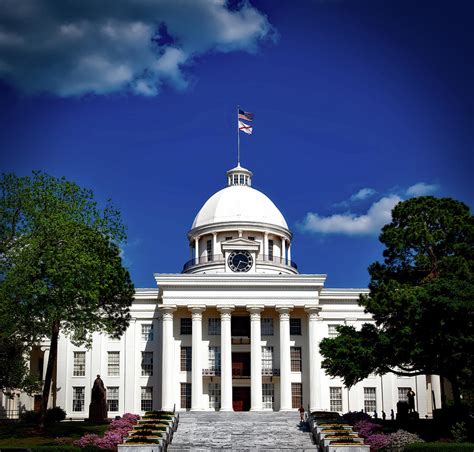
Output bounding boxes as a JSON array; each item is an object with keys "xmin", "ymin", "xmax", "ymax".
[
  {"xmin": 298, "ymin": 405, "xmax": 305, "ymax": 422},
  {"xmin": 407, "ymin": 388, "xmax": 416, "ymax": 413}
]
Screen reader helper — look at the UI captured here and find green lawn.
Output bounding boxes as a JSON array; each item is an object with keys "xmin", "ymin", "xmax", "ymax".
[{"xmin": 0, "ymin": 421, "xmax": 108, "ymax": 448}]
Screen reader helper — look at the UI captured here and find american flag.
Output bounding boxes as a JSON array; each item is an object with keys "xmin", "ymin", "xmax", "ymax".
[{"xmin": 238, "ymin": 109, "xmax": 254, "ymax": 122}]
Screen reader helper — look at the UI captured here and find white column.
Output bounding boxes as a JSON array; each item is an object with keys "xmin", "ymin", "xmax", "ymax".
[
  {"xmin": 426, "ymin": 375, "xmax": 433, "ymax": 417},
  {"xmin": 212, "ymin": 232, "xmax": 218, "ymax": 259},
  {"xmin": 194, "ymin": 237, "xmax": 199, "ymax": 262},
  {"xmin": 189, "ymin": 305, "xmax": 205, "ymax": 410},
  {"xmin": 431, "ymin": 375, "xmax": 441, "ymax": 410},
  {"xmin": 247, "ymin": 305, "xmax": 264, "ymax": 411},
  {"xmin": 276, "ymin": 305, "xmax": 293, "ymax": 411},
  {"xmin": 160, "ymin": 305, "xmax": 177, "ymax": 411},
  {"xmin": 264, "ymin": 232, "xmax": 268, "ymax": 258},
  {"xmin": 305, "ymin": 306, "xmax": 322, "ymax": 411},
  {"xmin": 281, "ymin": 237, "xmax": 286, "ymax": 264},
  {"xmin": 218, "ymin": 305, "xmax": 235, "ymax": 411},
  {"xmin": 287, "ymin": 242, "xmax": 292, "ymax": 264}
]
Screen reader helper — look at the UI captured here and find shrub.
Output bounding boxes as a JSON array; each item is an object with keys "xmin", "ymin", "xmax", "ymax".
[
  {"xmin": 354, "ymin": 420, "xmax": 382, "ymax": 438},
  {"xmin": 405, "ymin": 443, "xmax": 474, "ymax": 451},
  {"xmin": 45, "ymin": 406, "xmax": 67, "ymax": 423},
  {"xmin": 389, "ymin": 429, "xmax": 424, "ymax": 448},
  {"xmin": 342, "ymin": 411, "xmax": 371, "ymax": 425},
  {"xmin": 451, "ymin": 422, "xmax": 468, "ymax": 443},
  {"xmin": 365, "ymin": 433, "xmax": 392, "ymax": 449},
  {"xmin": 20, "ymin": 409, "xmax": 39, "ymax": 423}
]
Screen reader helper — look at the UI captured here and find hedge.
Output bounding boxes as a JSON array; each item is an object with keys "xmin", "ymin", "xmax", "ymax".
[{"xmin": 405, "ymin": 443, "xmax": 474, "ymax": 451}]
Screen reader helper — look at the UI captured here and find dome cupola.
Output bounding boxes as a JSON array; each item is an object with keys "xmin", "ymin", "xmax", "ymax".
[{"xmin": 183, "ymin": 165, "xmax": 297, "ymax": 275}]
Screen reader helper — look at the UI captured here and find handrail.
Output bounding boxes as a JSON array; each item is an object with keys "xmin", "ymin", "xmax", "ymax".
[{"xmin": 182, "ymin": 253, "xmax": 298, "ymax": 272}]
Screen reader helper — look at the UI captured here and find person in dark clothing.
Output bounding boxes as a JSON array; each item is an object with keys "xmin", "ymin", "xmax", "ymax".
[
  {"xmin": 407, "ymin": 388, "xmax": 416, "ymax": 413},
  {"xmin": 298, "ymin": 405, "xmax": 305, "ymax": 422}
]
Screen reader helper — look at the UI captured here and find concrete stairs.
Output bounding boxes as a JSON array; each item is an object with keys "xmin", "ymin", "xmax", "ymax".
[{"xmin": 168, "ymin": 411, "xmax": 316, "ymax": 451}]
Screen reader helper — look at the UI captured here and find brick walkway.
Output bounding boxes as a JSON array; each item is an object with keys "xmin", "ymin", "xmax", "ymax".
[{"xmin": 168, "ymin": 411, "xmax": 316, "ymax": 451}]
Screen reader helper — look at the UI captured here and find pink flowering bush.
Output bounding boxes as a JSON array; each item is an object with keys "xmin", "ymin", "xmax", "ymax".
[
  {"xmin": 365, "ymin": 433, "xmax": 392, "ymax": 450},
  {"xmin": 75, "ymin": 413, "xmax": 139, "ymax": 449},
  {"xmin": 354, "ymin": 420, "xmax": 382, "ymax": 438}
]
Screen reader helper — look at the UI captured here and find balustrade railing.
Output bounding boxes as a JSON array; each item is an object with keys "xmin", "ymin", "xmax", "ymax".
[{"xmin": 182, "ymin": 253, "xmax": 298, "ymax": 272}]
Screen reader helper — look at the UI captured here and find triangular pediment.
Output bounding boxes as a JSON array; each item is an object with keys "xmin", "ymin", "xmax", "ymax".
[{"xmin": 221, "ymin": 237, "xmax": 260, "ymax": 252}]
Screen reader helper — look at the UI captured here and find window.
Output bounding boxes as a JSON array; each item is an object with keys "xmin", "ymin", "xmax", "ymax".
[
  {"xmin": 290, "ymin": 347, "xmax": 302, "ymax": 372},
  {"xmin": 141, "ymin": 324, "xmax": 154, "ymax": 341},
  {"xmin": 206, "ymin": 239, "xmax": 213, "ymax": 261},
  {"xmin": 208, "ymin": 346, "xmax": 221, "ymax": 371},
  {"xmin": 181, "ymin": 383, "xmax": 191, "ymax": 409},
  {"xmin": 398, "ymin": 387, "xmax": 410, "ymax": 402},
  {"xmin": 208, "ymin": 318, "xmax": 221, "ymax": 335},
  {"xmin": 291, "ymin": 383, "xmax": 302, "ymax": 408},
  {"xmin": 290, "ymin": 318, "xmax": 302, "ymax": 335},
  {"xmin": 248, "ymin": 236, "xmax": 255, "ymax": 241},
  {"xmin": 107, "ymin": 386, "xmax": 119, "ymax": 412},
  {"xmin": 233, "ymin": 174, "xmax": 238, "ymax": 184},
  {"xmin": 141, "ymin": 352, "xmax": 153, "ymax": 376},
  {"xmin": 268, "ymin": 239, "xmax": 274, "ymax": 260},
  {"xmin": 239, "ymin": 174, "xmax": 245, "ymax": 185},
  {"xmin": 73, "ymin": 352, "xmax": 85, "ymax": 376},
  {"xmin": 261, "ymin": 318, "xmax": 274, "ymax": 336},
  {"xmin": 141, "ymin": 386, "xmax": 153, "ymax": 411},
  {"xmin": 262, "ymin": 383, "xmax": 274, "ymax": 409},
  {"xmin": 209, "ymin": 383, "xmax": 221, "ymax": 410},
  {"xmin": 225, "ymin": 236, "xmax": 233, "ymax": 241},
  {"xmin": 364, "ymin": 387, "xmax": 377, "ymax": 413},
  {"xmin": 181, "ymin": 318, "xmax": 192, "ymax": 335},
  {"xmin": 107, "ymin": 351, "xmax": 120, "ymax": 376},
  {"xmin": 328, "ymin": 324, "xmax": 339, "ymax": 337},
  {"xmin": 330, "ymin": 387, "xmax": 343, "ymax": 412},
  {"xmin": 181, "ymin": 346, "xmax": 192, "ymax": 372},
  {"xmin": 261, "ymin": 346, "xmax": 273, "ymax": 371},
  {"xmin": 72, "ymin": 387, "xmax": 85, "ymax": 412}
]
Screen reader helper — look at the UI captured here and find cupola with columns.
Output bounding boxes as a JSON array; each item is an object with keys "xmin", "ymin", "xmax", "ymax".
[{"xmin": 183, "ymin": 164, "xmax": 297, "ymax": 274}]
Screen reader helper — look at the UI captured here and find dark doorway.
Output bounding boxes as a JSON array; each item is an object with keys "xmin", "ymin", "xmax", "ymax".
[
  {"xmin": 231, "ymin": 316, "xmax": 250, "ymax": 337},
  {"xmin": 233, "ymin": 387, "xmax": 251, "ymax": 411},
  {"xmin": 232, "ymin": 352, "xmax": 250, "ymax": 377}
]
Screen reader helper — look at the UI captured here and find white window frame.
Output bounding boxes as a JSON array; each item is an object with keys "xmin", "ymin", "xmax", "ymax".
[
  {"xmin": 330, "ymin": 386, "xmax": 343, "ymax": 412},
  {"xmin": 328, "ymin": 324, "xmax": 339, "ymax": 337},
  {"xmin": 261, "ymin": 346, "xmax": 273, "ymax": 371},
  {"xmin": 107, "ymin": 386, "xmax": 119, "ymax": 412},
  {"xmin": 141, "ymin": 386, "xmax": 153, "ymax": 412},
  {"xmin": 261, "ymin": 318, "xmax": 274, "ymax": 336},
  {"xmin": 72, "ymin": 386, "xmax": 85, "ymax": 412},
  {"xmin": 262, "ymin": 383, "xmax": 274, "ymax": 409},
  {"xmin": 208, "ymin": 383, "xmax": 221, "ymax": 410},
  {"xmin": 208, "ymin": 346, "xmax": 221, "ymax": 371},
  {"xmin": 208, "ymin": 318, "xmax": 221, "ymax": 335},
  {"xmin": 364, "ymin": 387, "xmax": 377, "ymax": 413},
  {"xmin": 73, "ymin": 351, "xmax": 85, "ymax": 377},
  {"xmin": 107, "ymin": 351, "xmax": 120, "ymax": 377},
  {"xmin": 141, "ymin": 324, "xmax": 154, "ymax": 341},
  {"xmin": 141, "ymin": 351, "xmax": 153, "ymax": 376},
  {"xmin": 398, "ymin": 387, "xmax": 410, "ymax": 402}
]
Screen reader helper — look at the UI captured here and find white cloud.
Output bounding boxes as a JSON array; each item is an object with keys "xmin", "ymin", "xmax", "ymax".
[
  {"xmin": 349, "ymin": 187, "xmax": 376, "ymax": 202},
  {"xmin": 300, "ymin": 195, "xmax": 402, "ymax": 235},
  {"xmin": 405, "ymin": 182, "xmax": 439, "ymax": 197},
  {"xmin": 0, "ymin": 0, "xmax": 275, "ymax": 97}
]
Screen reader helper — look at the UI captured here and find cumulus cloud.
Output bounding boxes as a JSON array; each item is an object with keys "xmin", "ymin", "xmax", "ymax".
[
  {"xmin": 300, "ymin": 195, "xmax": 402, "ymax": 236},
  {"xmin": 349, "ymin": 187, "xmax": 376, "ymax": 202},
  {"xmin": 0, "ymin": 0, "xmax": 275, "ymax": 97},
  {"xmin": 405, "ymin": 182, "xmax": 439, "ymax": 197}
]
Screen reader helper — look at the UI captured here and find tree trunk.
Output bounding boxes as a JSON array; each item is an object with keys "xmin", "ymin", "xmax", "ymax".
[{"xmin": 38, "ymin": 320, "xmax": 59, "ymax": 427}]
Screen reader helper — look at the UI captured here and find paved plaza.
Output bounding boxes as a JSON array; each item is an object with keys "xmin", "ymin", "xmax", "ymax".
[{"xmin": 168, "ymin": 411, "xmax": 316, "ymax": 451}]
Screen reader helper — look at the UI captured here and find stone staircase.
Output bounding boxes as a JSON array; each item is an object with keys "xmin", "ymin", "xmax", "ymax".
[{"xmin": 168, "ymin": 411, "xmax": 317, "ymax": 451}]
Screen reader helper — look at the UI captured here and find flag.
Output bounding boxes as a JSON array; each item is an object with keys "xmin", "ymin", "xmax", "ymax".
[
  {"xmin": 239, "ymin": 120, "xmax": 253, "ymax": 135},
  {"xmin": 238, "ymin": 109, "xmax": 254, "ymax": 122}
]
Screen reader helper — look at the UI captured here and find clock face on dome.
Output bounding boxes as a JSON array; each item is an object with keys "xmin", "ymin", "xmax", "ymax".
[{"xmin": 228, "ymin": 250, "xmax": 253, "ymax": 272}]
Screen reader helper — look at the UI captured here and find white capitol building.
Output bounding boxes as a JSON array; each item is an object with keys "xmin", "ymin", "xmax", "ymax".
[{"xmin": 4, "ymin": 164, "xmax": 442, "ymax": 418}]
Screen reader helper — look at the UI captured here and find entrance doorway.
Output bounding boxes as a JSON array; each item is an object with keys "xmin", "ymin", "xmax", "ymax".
[
  {"xmin": 232, "ymin": 352, "xmax": 250, "ymax": 377},
  {"xmin": 233, "ymin": 387, "xmax": 250, "ymax": 411},
  {"xmin": 231, "ymin": 316, "xmax": 250, "ymax": 337}
]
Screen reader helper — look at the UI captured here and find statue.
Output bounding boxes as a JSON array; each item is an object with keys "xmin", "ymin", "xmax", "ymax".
[
  {"xmin": 407, "ymin": 388, "xmax": 416, "ymax": 413},
  {"xmin": 88, "ymin": 375, "xmax": 108, "ymax": 422}
]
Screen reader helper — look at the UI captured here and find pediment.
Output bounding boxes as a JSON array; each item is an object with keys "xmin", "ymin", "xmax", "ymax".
[{"xmin": 221, "ymin": 237, "xmax": 260, "ymax": 252}]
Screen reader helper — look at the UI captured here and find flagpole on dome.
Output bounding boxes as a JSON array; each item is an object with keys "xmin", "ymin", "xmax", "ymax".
[{"xmin": 237, "ymin": 105, "xmax": 240, "ymax": 166}]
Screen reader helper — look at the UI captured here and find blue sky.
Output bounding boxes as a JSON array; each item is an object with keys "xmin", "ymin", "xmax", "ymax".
[{"xmin": 1, "ymin": 0, "xmax": 473, "ymax": 288}]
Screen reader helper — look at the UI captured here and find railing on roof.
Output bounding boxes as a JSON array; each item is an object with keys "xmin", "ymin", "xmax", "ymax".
[{"xmin": 182, "ymin": 253, "xmax": 298, "ymax": 272}]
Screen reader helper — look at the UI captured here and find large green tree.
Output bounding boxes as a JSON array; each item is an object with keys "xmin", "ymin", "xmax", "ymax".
[
  {"xmin": 0, "ymin": 172, "xmax": 134, "ymax": 425},
  {"xmin": 320, "ymin": 196, "xmax": 474, "ymax": 407}
]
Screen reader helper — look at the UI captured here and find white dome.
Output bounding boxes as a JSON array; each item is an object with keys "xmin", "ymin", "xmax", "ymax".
[{"xmin": 191, "ymin": 185, "xmax": 289, "ymax": 230}]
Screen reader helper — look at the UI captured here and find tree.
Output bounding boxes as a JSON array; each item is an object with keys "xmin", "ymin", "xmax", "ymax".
[
  {"xmin": 0, "ymin": 172, "xmax": 135, "ymax": 425},
  {"xmin": 320, "ymin": 196, "xmax": 474, "ymax": 407}
]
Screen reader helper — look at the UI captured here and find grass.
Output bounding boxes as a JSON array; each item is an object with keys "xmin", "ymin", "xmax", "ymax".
[{"xmin": 0, "ymin": 421, "xmax": 108, "ymax": 448}]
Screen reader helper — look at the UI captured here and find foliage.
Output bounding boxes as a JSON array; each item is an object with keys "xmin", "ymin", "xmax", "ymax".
[
  {"xmin": 388, "ymin": 429, "xmax": 424, "ymax": 448},
  {"xmin": 364, "ymin": 433, "xmax": 392, "ymax": 449},
  {"xmin": 0, "ymin": 171, "xmax": 135, "ymax": 423},
  {"xmin": 320, "ymin": 197, "xmax": 474, "ymax": 403},
  {"xmin": 353, "ymin": 420, "xmax": 382, "ymax": 438},
  {"xmin": 342, "ymin": 411, "xmax": 371, "ymax": 425},
  {"xmin": 0, "ymin": 335, "xmax": 41, "ymax": 396},
  {"xmin": 451, "ymin": 422, "xmax": 468, "ymax": 443},
  {"xmin": 75, "ymin": 413, "xmax": 138, "ymax": 449},
  {"xmin": 44, "ymin": 407, "xmax": 66, "ymax": 423},
  {"xmin": 405, "ymin": 443, "xmax": 474, "ymax": 451}
]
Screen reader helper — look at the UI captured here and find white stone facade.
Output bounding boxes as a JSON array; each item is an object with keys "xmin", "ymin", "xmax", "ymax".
[{"xmin": 2, "ymin": 165, "xmax": 442, "ymax": 419}]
